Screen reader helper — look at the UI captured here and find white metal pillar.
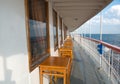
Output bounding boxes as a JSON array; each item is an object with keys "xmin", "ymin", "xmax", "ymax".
[{"xmin": 100, "ymin": 12, "xmax": 103, "ymax": 68}]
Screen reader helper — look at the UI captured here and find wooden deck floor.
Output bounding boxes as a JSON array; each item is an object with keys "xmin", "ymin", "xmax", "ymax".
[{"xmin": 57, "ymin": 40, "xmax": 112, "ymax": 84}]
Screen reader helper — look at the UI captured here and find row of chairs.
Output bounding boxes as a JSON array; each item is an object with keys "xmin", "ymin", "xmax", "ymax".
[
  {"xmin": 58, "ymin": 37, "xmax": 73, "ymax": 84},
  {"xmin": 59, "ymin": 37, "xmax": 73, "ymax": 59}
]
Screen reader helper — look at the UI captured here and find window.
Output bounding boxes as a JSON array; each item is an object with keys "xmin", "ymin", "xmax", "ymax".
[
  {"xmin": 64, "ymin": 24, "xmax": 67, "ymax": 40},
  {"xmin": 26, "ymin": 0, "xmax": 49, "ymax": 71},
  {"xmin": 59, "ymin": 17, "xmax": 63, "ymax": 45},
  {"xmin": 53, "ymin": 9, "xmax": 58, "ymax": 50}
]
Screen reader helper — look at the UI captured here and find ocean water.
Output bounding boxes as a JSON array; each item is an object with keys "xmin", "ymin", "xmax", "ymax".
[{"xmin": 84, "ymin": 34, "xmax": 120, "ymax": 47}]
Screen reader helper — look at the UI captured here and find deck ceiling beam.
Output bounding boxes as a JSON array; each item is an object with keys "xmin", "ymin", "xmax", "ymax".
[
  {"xmin": 60, "ymin": 13, "xmax": 92, "ymax": 18},
  {"xmin": 56, "ymin": 6, "xmax": 101, "ymax": 10},
  {"xmin": 52, "ymin": 0, "xmax": 103, "ymax": 2},
  {"xmin": 54, "ymin": 2, "xmax": 104, "ymax": 7},
  {"xmin": 58, "ymin": 10, "xmax": 97, "ymax": 16}
]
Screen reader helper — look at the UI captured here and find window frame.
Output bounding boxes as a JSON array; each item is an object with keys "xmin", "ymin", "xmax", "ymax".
[
  {"xmin": 25, "ymin": 0, "xmax": 50, "ymax": 72},
  {"xmin": 59, "ymin": 17, "xmax": 63, "ymax": 45},
  {"xmin": 64, "ymin": 24, "xmax": 67, "ymax": 40},
  {"xmin": 53, "ymin": 9, "xmax": 58, "ymax": 51}
]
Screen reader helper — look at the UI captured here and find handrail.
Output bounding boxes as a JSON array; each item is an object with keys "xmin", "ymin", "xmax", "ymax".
[
  {"xmin": 84, "ymin": 37, "xmax": 120, "ymax": 53},
  {"xmin": 78, "ymin": 36, "xmax": 120, "ymax": 84}
]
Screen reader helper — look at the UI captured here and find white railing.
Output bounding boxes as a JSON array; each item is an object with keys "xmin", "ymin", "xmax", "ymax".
[{"xmin": 74, "ymin": 35, "xmax": 120, "ymax": 84}]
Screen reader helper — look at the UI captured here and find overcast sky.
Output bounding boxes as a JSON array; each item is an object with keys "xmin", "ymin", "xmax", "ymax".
[{"xmin": 75, "ymin": 0, "xmax": 120, "ymax": 34}]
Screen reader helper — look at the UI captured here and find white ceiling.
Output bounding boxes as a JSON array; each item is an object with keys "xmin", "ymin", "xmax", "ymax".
[{"xmin": 52, "ymin": 0, "xmax": 112, "ymax": 32}]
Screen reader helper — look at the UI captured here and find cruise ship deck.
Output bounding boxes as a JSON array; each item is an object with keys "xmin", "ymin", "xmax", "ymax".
[
  {"xmin": 56, "ymin": 40, "xmax": 112, "ymax": 84},
  {"xmin": 0, "ymin": 0, "xmax": 119, "ymax": 84},
  {"xmin": 71, "ymin": 40, "xmax": 112, "ymax": 84}
]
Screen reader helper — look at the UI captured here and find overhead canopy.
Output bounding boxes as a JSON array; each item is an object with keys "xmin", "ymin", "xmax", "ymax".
[{"xmin": 52, "ymin": 0, "xmax": 112, "ymax": 32}]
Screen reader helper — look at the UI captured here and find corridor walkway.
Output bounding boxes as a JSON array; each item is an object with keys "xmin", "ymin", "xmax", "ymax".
[{"xmin": 70, "ymin": 41, "xmax": 112, "ymax": 84}]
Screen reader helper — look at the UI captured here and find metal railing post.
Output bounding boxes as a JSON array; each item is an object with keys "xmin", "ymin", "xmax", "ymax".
[
  {"xmin": 99, "ymin": 12, "xmax": 103, "ymax": 69},
  {"xmin": 110, "ymin": 50, "xmax": 113, "ymax": 79},
  {"xmin": 108, "ymin": 49, "xmax": 111, "ymax": 77}
]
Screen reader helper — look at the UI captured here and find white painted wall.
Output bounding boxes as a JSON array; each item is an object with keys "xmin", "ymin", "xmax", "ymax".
[
  {"xmin": 0, "ymin": 0, "xmax": 30, "ymax": 84},
  {"xmin": 0, "ymin": 0, "xmax": 61, "ymax": 84},
  {"xmin": 48, "ymin": 0, "xmax": 59, "ymax": 56},
  {"xmin": 30, "ymin": 68, "xmax": 40, "ymax": 84}
]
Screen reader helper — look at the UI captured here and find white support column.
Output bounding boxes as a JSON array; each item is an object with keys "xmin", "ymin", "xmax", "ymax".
[
  {"xmin": 62, "ymin": 19, "xmax": 64, "ymax": 43},
  {"xmin": 100, "ymin": 12, "xmax": 103, "ymax": 68},
  {"xmin": 89, "ymin": 20, "xmax": 91, "ymax": 51},
  {"xmin": 57, "ymin": 14, "xmax": 61, "ymax": 48},
  {"xmin": 100, "ymin": 12, "xmax": 103, "ymax": 41},
  {"xmin": 48, "ymin": 0, "xmax": 55, "ymax": 56},
  {"xmin": 89, "ymin": 20, "xmax": 91, "ymax": 39}
]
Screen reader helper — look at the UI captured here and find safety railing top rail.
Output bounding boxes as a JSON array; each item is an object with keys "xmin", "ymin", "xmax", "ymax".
[
  {"xmin": 77, "ymin": 36, "xmax": 120, "ymax": 84},
  {"xmin": 85, "ymin": 37, "xmax": 120, "ymax": 54}
]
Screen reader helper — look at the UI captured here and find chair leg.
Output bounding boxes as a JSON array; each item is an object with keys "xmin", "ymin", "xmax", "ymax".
[
  {"xmin": 49, "ymin": 76, "xmax": 52, "ymax": 84},
  {"xmin": 54, "ymin": 76, "xmax": 57, "ymax": 84}
]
